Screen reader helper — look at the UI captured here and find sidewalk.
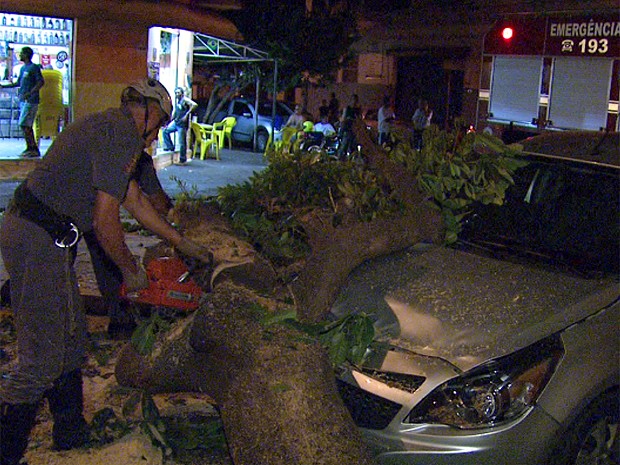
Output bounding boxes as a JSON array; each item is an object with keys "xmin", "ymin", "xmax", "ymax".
[
  {"xmin": 0, "ymin": 136, "xmax": 268, "ymax": 295},
  {"xmin": 0, "ymin": 137, "xmax": 267, "ymax": 210}
]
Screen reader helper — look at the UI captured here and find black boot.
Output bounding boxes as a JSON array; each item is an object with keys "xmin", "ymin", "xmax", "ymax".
[
  {"xmin": 0, "ymin": 401, "xmax": 39, "ymax": 465},
  {"xmin": 45, "ymin": 369, "xmax": 90, "ymax": 451}
]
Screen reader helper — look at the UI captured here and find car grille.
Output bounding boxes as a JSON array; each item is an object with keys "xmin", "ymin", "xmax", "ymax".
[{"xmin": 336, "ymin": 378, "xmax": 404, "ymax": 430}]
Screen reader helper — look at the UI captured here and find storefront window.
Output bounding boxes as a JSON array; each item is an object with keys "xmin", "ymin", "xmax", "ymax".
[{"xmin": 0, "ymin": 13, "xmax": 73, "ymax": 138}]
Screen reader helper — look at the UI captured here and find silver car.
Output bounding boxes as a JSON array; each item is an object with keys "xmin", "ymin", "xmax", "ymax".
[{"xmin": 332, "ymin": 131, "xmax": 619, "ymax": 464}]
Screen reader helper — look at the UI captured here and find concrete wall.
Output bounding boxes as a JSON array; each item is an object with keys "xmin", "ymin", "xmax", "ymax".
[
  {"xmin": 0, "ymin": 0, "xmax": 240, "ymax": 121},
  {"xmin": 73, "ymin": 18, "xmax": 149, "ymax": 119}
]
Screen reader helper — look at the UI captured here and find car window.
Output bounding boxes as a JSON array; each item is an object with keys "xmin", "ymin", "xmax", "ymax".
[
  {"xmin": 461, "ymin": 159, "xmax": 620, "ymax": 273},
  {"xmin": 232, "ymin": 101, "xmax": 250, "ymax": 117}
]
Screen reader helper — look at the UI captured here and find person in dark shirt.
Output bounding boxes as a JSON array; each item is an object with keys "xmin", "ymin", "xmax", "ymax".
[
  {"xmin": 162, "ymin": 86, "xmax": 198, "ymax": 164},
  {"xmin": 2, "ymin": 47, "xmax": 45, "ymax": 157},
  {"xmin": 0, "ymin": 78, "xmax": 212, "ymax": 465}
]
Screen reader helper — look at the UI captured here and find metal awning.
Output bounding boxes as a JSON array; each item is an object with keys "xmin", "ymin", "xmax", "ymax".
[
  {"xmin": 192, "ymin": 33, "xmax": 279, "ymax": 151},
  {"xmin": 193, "ymin": 33, "xmax": 270, "ymax": 65}
]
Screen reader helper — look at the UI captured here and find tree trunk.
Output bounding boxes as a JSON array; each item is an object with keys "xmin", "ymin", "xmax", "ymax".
[
  {"xmin": 116, "ymin": 281, "xmax": 376, "ymax": 465},
  {"xmin": 291, "ymin": 118, "xmax": 443, "ymax": 322},
  {"xmin": 116, "ymin": 119, "xmax": 443, "ymax": 464}
]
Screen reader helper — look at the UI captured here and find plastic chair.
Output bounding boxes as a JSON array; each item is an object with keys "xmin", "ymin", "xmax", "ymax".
[
  {"xmin": 278, "ymin": 127, "xmax": 299, "ymax": 153},
  {"xmin": 34, "ymin": 69, "xmax": 65, "ymax": 146},
  {"xmin": 212, "ymin": 116, "xmax": 236, "ymax": 150},
  {"xmin": 190, "ymin": 121, "xmax": 219, "ymax": 160}
]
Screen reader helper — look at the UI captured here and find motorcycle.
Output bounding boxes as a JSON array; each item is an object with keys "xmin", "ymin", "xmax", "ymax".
[{"xmin": 299, "ymin": 131, "xmax": 341, "ymax": 160}]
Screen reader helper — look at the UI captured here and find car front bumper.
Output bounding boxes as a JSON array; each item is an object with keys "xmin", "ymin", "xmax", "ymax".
[{"xmin": 362, "ymin": 405, "xmax": 559, "ymax": 465}]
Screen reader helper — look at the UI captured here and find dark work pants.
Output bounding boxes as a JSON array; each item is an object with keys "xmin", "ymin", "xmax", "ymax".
[{"xmin": 0, "ymin": 213, "xmax": 87, "ymax": 404}]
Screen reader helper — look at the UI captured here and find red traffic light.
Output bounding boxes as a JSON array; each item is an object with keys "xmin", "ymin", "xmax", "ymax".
[{"xmin": 501, "ymin": 27, "xmax": 514, "ymax": 40}]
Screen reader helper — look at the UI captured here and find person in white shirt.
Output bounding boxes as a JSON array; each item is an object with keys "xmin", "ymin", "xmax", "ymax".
[
  {"xmin": 377, "ymin": 96, "xmax": 396, "ymax": 145},
  {"xmin": 313, "ymin": 113, "xmax": 336, "ymax": 137},
  {"xmin": 411, "ymin": 98, "xmax": 433, "ymax": 150}
]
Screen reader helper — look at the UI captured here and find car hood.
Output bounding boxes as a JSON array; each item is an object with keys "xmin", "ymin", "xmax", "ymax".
[{"xmin": 331, "ymin": 244, "xmax": 619, "ymax": 373}]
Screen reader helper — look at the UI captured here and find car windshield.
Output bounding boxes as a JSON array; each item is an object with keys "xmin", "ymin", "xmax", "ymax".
[
  {"xmin": 460, "ymin": 156, "xmax": 620, "ymax": 275},
  {"xmin": 258, "ymin": 102, "xmax": 291, "ymax": 118}
]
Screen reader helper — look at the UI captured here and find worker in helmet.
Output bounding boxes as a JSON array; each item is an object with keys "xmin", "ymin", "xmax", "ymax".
[{"xmin": 0, "ymin": 78, "xmax": 213, "ymax": 465}]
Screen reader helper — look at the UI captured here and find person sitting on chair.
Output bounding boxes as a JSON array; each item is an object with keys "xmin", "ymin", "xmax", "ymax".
[{"xmin": 314, "ymin": 112, "xmax": 336, "ymax": 137}]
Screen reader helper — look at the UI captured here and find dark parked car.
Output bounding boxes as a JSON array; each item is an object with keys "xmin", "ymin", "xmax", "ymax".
[{"xmin": 332, "ymin": 131, "xmax": 619, "ymax": 464}]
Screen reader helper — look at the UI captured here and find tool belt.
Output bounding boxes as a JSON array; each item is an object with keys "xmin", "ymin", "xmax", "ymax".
[{"xmin": 7, "ymin": 182, "xmax": 80, "ymax": 248}]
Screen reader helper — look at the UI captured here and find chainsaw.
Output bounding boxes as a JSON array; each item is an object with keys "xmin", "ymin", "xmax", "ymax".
[{"xmin": 119, "ymin": 256, "xmax": 206, "ymax": 312}]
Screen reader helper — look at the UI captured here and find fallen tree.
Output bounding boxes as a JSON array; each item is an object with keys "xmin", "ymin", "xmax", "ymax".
[{"xmin": 116, "ymin": 120, "xmax": 524, "ymax": 464}]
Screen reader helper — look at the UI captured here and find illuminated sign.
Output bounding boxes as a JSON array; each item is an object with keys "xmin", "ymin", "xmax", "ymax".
[
  {"xmin": 484, "ymin": 13, "xmax": 620, "ymax": 57},
  {"xmin": 547, "ymin": 17, "xmax": 619, "ymax": 56}
]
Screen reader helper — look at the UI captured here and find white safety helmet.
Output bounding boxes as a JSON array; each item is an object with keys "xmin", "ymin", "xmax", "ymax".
[{"xmin": 123, "ymin": 78, "xmax": 173, "ymax": 123}]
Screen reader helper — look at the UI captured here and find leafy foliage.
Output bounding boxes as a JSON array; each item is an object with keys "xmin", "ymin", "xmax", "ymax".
[
  {"xmin": 89, "ymin": 385, "xmax": 226, "ymax": 458},
  {"xmin": 259, "ymin": 305, "xmax": 376, "ymax": 367},
  {"xmin": 131, "ymin": 311, "xmax": 172, "ymax": 356},
  {"xmin": 226, "ymin": 1, "xmax": 357, "ymax": 89},
  {"xmin": 89, "ymin": 407, "xmax": 133, "ymax": 446},
  {"xmin": 318, "ymin": 313, "xmax": 375, "ymax": 366},
  {"xmin": 217, "ymin": 149, "xmax": 400, "ymax": 264},
  {"xmin": 393, "ymin": 123, "xmax": 528, "ymax": 243},
  {"xmin": 216, "ymin": 123, "xmax": 524, "ymax": 262}
]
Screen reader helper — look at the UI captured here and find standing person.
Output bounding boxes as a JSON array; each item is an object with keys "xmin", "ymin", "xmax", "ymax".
[
  {"xmin": 411, "ymin": 98, "xmax": 433, "ymax": 150},
  {"xmin": 0, "ymin": 78, "xmax": 213, "ymax": 465},
  {"xmin": 84, "ymin": 150, "xmax": 173, "ymax": 339},
  {"xmin": 328, "ymin": 92, "xmax": 340, "ymax": 125},
  {"xmin": 377, "ymin": 96, "xmax": 396, "ymax": 146},
  {"xmin": 162, "ymin": 86, "xmax": 198, "ymax": 165},
  {"xmin": 317, "ymin": 99, "xmax": 330, "ymax": 122},
  {"xmin": 1, "ymin": 47, "xmax": 45, "ymax": 158},
  {"xmin": 338, "ymin": 93, "xmax": 361, "ymax": 160}
]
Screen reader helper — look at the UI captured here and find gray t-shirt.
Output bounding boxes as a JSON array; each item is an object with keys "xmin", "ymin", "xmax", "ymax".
[{"xmin": 27, "ymin": 107, "xmax": 143, "ymax": 232}]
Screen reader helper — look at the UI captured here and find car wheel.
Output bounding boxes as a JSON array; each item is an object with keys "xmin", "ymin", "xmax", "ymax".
[
  {"xmin": 256, "ymin": 131, "xmax": 269, "ymax": 153},
  {"xmin": 549, "ymin": 389, "xmax": 619, "ymax": 465}
]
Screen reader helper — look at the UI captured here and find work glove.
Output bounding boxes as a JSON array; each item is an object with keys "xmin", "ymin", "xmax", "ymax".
[
  {"xmin": 122, "ymin": 262, "xmax": 149, "ymax": 292},
  {"xmin": 176, "ymin": 237, "xmax": 214, "ymax": 265}
]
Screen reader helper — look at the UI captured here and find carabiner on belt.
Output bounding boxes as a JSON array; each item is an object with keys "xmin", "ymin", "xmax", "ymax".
[{"xmin": 54, "ymin": 223, "xmax": 81, "ymax": 248}]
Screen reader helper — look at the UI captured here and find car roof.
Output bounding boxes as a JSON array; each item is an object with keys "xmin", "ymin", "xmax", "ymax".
[{"xmin": 519, "ymin": 131, "xmax": 620, "ymax": 168}]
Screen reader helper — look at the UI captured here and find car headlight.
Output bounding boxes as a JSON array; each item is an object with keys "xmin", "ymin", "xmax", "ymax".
[{"xmin": 406, "ymin": 336, "xmax": 563, "ymax": 429}]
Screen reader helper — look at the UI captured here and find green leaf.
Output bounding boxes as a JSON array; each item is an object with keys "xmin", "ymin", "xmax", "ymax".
[
  {"xmin": 131, "ymin": 320, "xmax": 156, "ymax": 356},
  {"xmin": 141, "ymin": 392, "xmax": 161, "ymax": 425},
  {"xmin": 261, "ymin": 308, "xmax": 298, "ymax": 325}
]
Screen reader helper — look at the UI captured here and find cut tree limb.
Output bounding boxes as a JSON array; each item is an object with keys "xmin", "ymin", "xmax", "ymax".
[{"xmin": 116, "ymin": 119, "xmax": 443, "ymax": 464}]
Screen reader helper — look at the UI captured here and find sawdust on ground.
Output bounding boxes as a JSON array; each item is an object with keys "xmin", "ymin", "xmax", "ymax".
[{"xmin": 0, "ymin": 231, "xmax": 233, "ymax": 465}]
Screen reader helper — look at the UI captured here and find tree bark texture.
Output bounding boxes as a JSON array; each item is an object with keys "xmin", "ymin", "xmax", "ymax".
[
  {"xmin": 116, "ymin": 119, "xmax": 443, "ymax": 464},
  {"xmin": 116, "ymin": 282, "xmax": 376, "ymax": 465}
]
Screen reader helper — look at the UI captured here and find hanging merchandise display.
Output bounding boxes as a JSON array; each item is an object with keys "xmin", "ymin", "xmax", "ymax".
[{"xmin": 0, "ymin": 12, "xmax": 73, "ymax": 138}]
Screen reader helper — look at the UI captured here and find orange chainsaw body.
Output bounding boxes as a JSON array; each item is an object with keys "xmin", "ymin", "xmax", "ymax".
[{"xmin": 120, "ymin": 257, "xmax": 203, "ymax": 311}]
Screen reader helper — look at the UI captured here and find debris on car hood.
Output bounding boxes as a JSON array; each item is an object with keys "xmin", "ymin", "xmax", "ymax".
[{"xmin": 331, "ymin": 243, "xmax": 618, "ymax": 372}]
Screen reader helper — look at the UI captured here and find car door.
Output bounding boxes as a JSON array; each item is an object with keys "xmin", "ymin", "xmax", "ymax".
[{"xmin": 229, "ymin": 100, "xmax": 253, "ymax": 142}]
